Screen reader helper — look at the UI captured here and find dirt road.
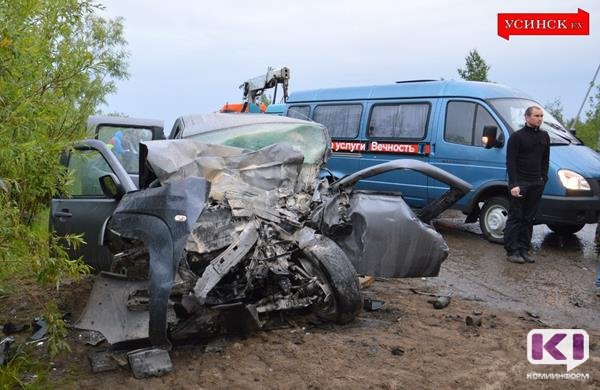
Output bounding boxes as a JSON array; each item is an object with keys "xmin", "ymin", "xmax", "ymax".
[{"xmin": 5, "ymin": 213, "xmax": 600, "ymax": 389}]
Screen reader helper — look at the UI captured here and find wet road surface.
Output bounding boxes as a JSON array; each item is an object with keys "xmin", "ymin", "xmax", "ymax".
[{"xmin": 430, "ymin": 211, "xmax": 600, "ymax": 330}]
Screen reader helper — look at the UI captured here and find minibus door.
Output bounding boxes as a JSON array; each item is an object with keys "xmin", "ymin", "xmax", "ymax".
[{"xmin": 428, "ymin": 99, "xmax": 506, "ymax": 206}]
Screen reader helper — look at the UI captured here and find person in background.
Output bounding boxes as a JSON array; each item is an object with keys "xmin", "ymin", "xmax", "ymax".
[
  {"xmin": 108, "ymin": 130, "xmax": 124, "ymax": 157},
  {"xmin": 504, "ymin": 106, "xmax": 550, "ymax": 264}
]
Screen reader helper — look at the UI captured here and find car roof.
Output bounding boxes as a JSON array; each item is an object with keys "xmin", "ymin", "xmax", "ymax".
[
  {"xmin": 87, "ymin": 115, "xmax": 163, "ymax": 129},
  {"xmin": 288, "ymin": 80, "xmax": 532, "ymax": 103},
  {"xmin": 178, "ymin": 113, "xmax": 321, "ymax": 138}
]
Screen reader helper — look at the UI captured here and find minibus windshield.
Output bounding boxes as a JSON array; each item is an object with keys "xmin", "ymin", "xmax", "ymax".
[{"xmin": 489, "ymin": 98, "xmax": 581, "ymax": 145}]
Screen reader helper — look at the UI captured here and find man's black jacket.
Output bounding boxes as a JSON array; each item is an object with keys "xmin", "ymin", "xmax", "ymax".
[{"xmin": 506, "ymin": 124, "xmax": 550, "ymax": 188}]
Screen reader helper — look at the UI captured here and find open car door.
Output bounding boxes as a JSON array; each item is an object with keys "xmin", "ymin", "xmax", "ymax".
[
  {"xmin": 322, "ymin": 159, "xmax": 472, "ymax": 278},
  {"xmin": 50, "ymin": 140, "xmax": 136, "ymax": 270},
  {"xmin": 87, "ymin": 116, "xmax": 164, "ymax": 187}
]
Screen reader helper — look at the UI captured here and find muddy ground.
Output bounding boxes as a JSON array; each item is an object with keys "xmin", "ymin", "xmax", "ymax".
[{"xmin": 3, "ymin": 212, "xmax": 600, "ymax": 389}]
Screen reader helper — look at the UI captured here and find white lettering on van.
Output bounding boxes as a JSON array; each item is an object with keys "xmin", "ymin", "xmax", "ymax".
[
  {"xmin": 369, "ymin": 142, "xmax": 419, "ymax": 154},
  {"xmin": 331, "ymin": 141, "xmax": 366, "ymax": 153}
]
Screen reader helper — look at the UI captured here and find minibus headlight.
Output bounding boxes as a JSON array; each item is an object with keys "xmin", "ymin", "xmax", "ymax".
[{"xmin": 557, "ymin": 169, "xmax": 591, "ymax": 191}]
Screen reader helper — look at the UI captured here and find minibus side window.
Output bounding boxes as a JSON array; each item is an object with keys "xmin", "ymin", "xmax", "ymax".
[
  {"xmin": 287, "ymin": 105, "xmax": 311, "ymax": 120},
  {"xmin": 473, "ymin": 105, "xmax": 499, "ymax": 147},
  {"xmin": 445, "ymin": 101, "xmax": 476, "ymax": 144},
  {"xmin": 445, "ymin": 101, "xmax": 500, "ymax": 147},
  {"xmin": 368, "ymin": 104, "xmax": 429, "ymax": 140},
  {"xmin": 313, "ymin": 104, "xmax": 362, "ymax": 138}
]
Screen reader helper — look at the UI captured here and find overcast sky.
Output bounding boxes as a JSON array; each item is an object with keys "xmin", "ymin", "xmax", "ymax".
[{"xmin": 98, "ymin": 0, "xmax": 600, "ymax": 129}]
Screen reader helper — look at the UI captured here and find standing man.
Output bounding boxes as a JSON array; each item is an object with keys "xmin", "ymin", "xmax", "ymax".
[{"xmin": 504, "ymin": 106, "xmax": 550, "ymax": 264}]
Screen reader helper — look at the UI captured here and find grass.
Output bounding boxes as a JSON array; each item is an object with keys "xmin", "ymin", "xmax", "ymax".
[{"xmin": 0, "ymin": 208, "xmax": 89, "ymax": 389}]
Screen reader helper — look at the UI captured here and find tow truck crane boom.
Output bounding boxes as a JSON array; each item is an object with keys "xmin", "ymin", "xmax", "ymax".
[{"xmin": 240, "ymin": 67, "xmax": 290, "ymax": 105}]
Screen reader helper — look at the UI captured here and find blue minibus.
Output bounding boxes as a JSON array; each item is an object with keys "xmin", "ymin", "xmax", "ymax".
[{"xmin": 285, "ymin": 80, "xmax": 600, "ymax": 242}]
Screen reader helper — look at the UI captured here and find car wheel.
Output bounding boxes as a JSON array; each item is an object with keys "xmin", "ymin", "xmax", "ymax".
[
  {"xmin": 547, "ymin": 223, "xmax": 585, "ymax": 235},
  {"xmin": 300, "ymin": 235, "xmax": 362, "ymax": 324},
  {"xmin": 479, "ymin": 196, "xmax": 509, "ymax": 244}
]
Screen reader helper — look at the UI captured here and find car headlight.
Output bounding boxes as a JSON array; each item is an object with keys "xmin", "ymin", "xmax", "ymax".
[{"xmin": 557, "ymin": 169, "xmax": 591, "ymax": 191}]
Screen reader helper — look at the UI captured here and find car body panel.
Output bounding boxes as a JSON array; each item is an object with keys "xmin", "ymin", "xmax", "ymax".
[{"xmin": 50, "ymin": 140, "xmax": 135, "ymax": 270}]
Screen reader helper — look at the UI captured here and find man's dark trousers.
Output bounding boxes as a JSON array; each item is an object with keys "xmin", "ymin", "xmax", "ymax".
[{"xmin": 504, "ymin": 182, "xmax": 545, "ymax": 254}]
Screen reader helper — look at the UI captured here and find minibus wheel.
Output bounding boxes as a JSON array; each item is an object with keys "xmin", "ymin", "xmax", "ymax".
[
  {"xmin": 479, "ymin": 196, "xmax": 509, "ymax": 244},
  {"xmin": 547, "ymin": 223, "xmax": 585, "ymax": 235}
]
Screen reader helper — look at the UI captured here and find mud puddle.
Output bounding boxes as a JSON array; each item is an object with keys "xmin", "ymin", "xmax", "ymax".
[{"xmin": 431, "ymin": 211, "xmax": 600, "ymax": 330}]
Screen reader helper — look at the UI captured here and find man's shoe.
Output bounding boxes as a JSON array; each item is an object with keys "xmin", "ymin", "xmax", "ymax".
[
  {"xmin": 519, "ymin": 251, "xmax": 535, "ymax": 263},
  {"xmin": 506, "ymin": 254, "xmax": 525, "ymax": 264}
]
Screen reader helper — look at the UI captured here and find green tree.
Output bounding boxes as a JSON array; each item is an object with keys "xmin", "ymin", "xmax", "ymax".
[
  {"xmin": 576, "ymin": 85, "xmax": 600, "ymax": 150},
  {"xmin": 0, "ymin": 0, "xmax": 128, "ymax": 364},
  {"xmin": 259, "ymin": 93, "xmax": 272, "ymax": 107},
  {"xmin": 0, "ymin": 0, "xmax": 128, "ymax": 224},
  {"xmin": 544, "ymin": 98, "xmax": 566, "ymax": 125},
  {"xmin": 457, "ymin": 49, "xmax": 491, "ymax": 82}
]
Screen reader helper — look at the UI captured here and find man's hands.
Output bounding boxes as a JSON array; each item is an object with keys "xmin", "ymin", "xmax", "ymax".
[{"xmin": 510, "ymin": 186, "xmax": 522, "ymax": 198}]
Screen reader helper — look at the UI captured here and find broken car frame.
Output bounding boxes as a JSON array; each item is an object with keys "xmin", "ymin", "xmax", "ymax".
[{"xmin": 66, "ymin": 114, "xmax": 471, "ymax": 352}]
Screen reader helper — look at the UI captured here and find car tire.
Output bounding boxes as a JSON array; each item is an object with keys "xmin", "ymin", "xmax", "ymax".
[
  {"xmin": 479, "ymin": 196, "xmax": 509, "ymax": 244},
  {"xmin": 547, "ymin": 223, "xmax": 585, "ymax": 235},
  {"xmin": 300, "ymin": 235, "xmax": 362, "ymax": 324}
]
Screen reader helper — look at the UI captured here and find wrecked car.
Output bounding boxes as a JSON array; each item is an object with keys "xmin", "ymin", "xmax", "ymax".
[{"xmin": 51, "ymin": 113, "xmax": 470, "ymax": 349}]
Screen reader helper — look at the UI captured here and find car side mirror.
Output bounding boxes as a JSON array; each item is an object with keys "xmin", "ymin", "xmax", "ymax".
[
  {"xmin": 482, "ymin": 126, "xmax": 502, "ymax": 149},
  {"xmin": 99, "ymin": 173, "xmax": 125, "ymax": 200}
]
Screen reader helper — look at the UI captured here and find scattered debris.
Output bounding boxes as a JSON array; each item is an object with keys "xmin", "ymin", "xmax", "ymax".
[
  {"xmin": 428, "ymin": 296, "xmax": 451, "ymax": 310},
  {"xmin": 410, "ymin": 288, "xmax": 438, "ymax": 297},
  {"xmin": 21, "ymin": 372, "xmax": 38, "ymax": 385},
  {"xmin": 3, "ymin": 322, "xmax": 29, "ymax": 335},
  {"xmin": 472, "ymin": 310, "xmax": 482, "ymax": 316},
  {"xmin": 127, "ymin": 348, "xmax": 172, "ymax": 379},
  {"xmin": 359, "ymin": 276, "xmax": 375, "ymax": 289},
  {"xmin": 30, "ymin": 318, "xmax": 48, "ymax": 341},
  {"xmin": 111, "ymin": 351, "xmax": 130, "ymax": 368},
  {"xmin": 77, "ymin": 330, "xmax": 106, "ymax": 346},
  {"xmin": 518, "ymin": 315, "xmax": 548, "ymax": 327},
  {"xmin": 465, "ymin": 315, "xmax": 482, "ymax": 327},
  {"xmin": 0, "ymin": 336, "xmax": 15, "ymax": 366},
  {"xmin": 88, "ymin": 350, "xmax": 119, "ymax": 373},
  {"xmin": 569, "ymin": 297, "xmax": 584, "ymax": 307},
  {"xmin": 525, "ymin": 311, "xmax": 539, "ymax": 319},
  {"xmin": 390, "ymin": 346, "xmax": 404, "ymax": 356},
  {"xmin": 204, "ymin": 338, "xmax": 227, "ymax": 354},
  {"xmin": 363, "ymin": 298, "xmax": 385, "ymax": 311}
]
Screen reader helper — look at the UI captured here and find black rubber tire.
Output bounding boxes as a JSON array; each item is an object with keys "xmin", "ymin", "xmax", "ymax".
[
  {"xmin": 479, "ymin": 196, "xmax": 509, "ymax": 244},
  {"xmin": 547, "ymin": 224, "xmax": 585, "ymax": 235},
  {"xmin": 301, "ymin": 235, "xmax": 362, "ymax": 324}
]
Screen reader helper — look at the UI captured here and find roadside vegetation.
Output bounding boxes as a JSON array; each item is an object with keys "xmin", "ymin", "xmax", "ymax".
[{"xmin": 0, "ymin": 0, "xmax": 128, "ymax": 386}]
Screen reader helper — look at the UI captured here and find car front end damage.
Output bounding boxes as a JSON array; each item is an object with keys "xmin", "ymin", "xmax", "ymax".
[{"xmin": 75, "ymin": 115, "xmax": 471, "ymax": 356}]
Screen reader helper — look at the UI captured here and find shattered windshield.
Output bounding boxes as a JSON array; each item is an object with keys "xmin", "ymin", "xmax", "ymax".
[
  {"xmin": 489, "ymin": 98, "xmax": 581, "ymax": 145},
  {"xmin": 187, "ymin": 122, "xmax": 329, "ymax": 164}
]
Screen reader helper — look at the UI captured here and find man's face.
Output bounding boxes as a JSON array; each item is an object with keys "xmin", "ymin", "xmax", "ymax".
[{"xmin": 525, "ymin": 108, "xmax": 543, "ymax": 128}]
